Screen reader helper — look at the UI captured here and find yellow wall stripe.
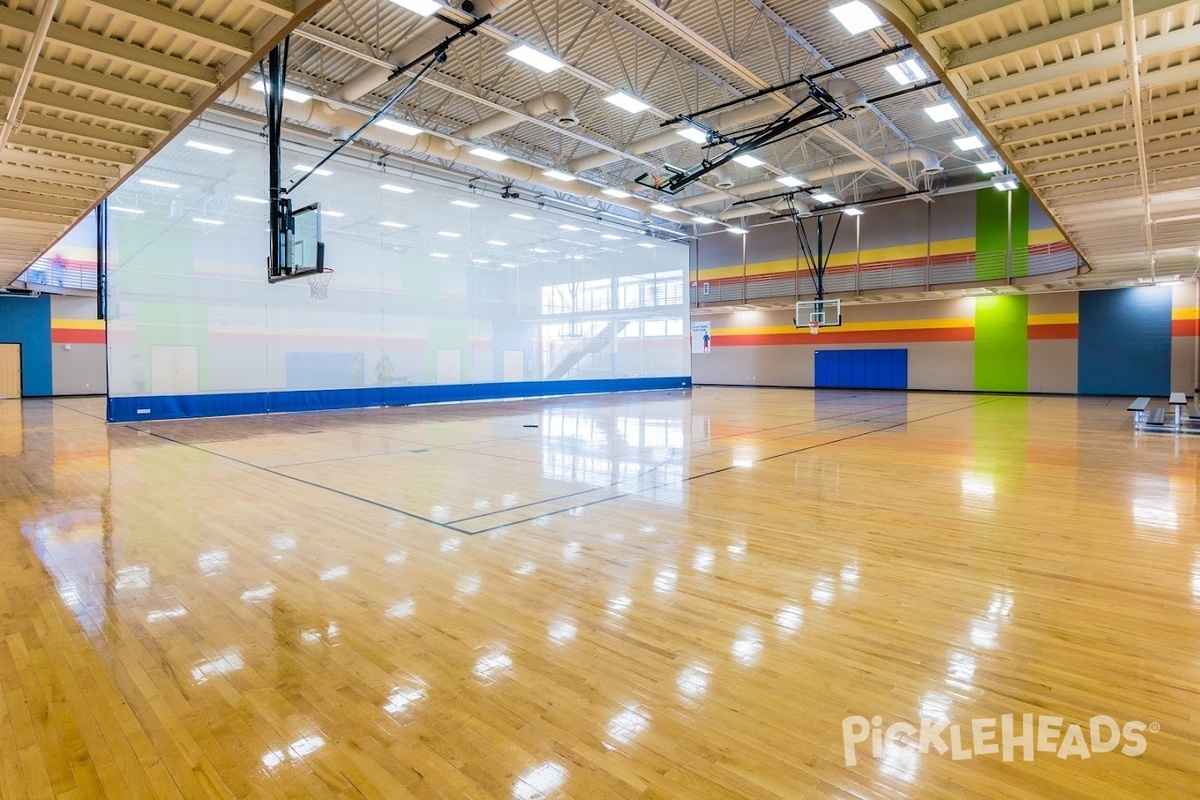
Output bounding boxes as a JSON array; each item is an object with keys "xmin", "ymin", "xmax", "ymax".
[
  {"xmin": 696, "ymin": 237, "xmax": 979, "ymax": 281},
  {"xmin": 52, "ymin": 318, "xmax": 106, "ymax": 331},
  {"xmin": 1173, "ymin": 307, "xmax": 1199, "ymax": 321},
  {"xmin": 1029, "ymin": 313, "xmax": 1078, "ymax": 325},
  {"xmin": 719, "ymin": 317, "xmax": 976, "ymax": 336}
]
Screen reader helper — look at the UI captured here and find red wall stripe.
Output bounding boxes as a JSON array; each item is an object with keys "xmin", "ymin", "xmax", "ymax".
[
  {"xmin": 51, "ymin": 328, "xmax": 106, "ymax": 344},
  {"xmin": 1172, "ymin": 319, "xmax": 1199, "ymax": 337},
  {"xmin": 716, "ymin": 327, "xmax": 975, "ymax": 347},
  {"xmin": 1028, "ymin": 323, "xmax": 1078, "ymax": 340}
]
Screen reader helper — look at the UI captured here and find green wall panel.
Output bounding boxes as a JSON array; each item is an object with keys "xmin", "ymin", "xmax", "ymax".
[{"xmin": 974, "ymin": 295, "xmax": 1028, "ymax": 392}]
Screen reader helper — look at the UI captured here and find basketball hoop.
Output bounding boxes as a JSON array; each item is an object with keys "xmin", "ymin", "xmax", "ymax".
[
  {"xmin": 808, "ymin": 320, "xmax": 821, "ymax": 335},
  {"xmin": 306, "ymin": 268, "xmax": 332, "ymax": 300}
]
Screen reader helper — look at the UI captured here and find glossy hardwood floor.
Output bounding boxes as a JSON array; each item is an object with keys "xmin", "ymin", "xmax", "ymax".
[{"xmin": 1, "ymin": 388, "xmax": 1198, "ymax": 799}]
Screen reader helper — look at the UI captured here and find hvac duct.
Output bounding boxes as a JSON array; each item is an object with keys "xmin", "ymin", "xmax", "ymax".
[
  {"xmin": 454, "ymin": 91, "xmax": 577, "ymax": 141},
  {"xmin": 824, "ymin": 78, "xmax": 869, "ymax": 114},
  {"xmin": 217, "ymin": 81, "xmax": 654, "ymax": 218}
]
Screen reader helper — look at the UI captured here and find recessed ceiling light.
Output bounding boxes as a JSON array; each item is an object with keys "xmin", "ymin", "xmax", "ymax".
[
  {"xmin": 380, "ymin": 221, "xmax": 408, "ymax": 228},
  {"xmin": 506, "ymin": 44, "xmax": 564, "ymax": 74},
  {"xmin": 532, "ymin": 247, "xmax": 551, "ymax": 253},
  {"xmin": 651, "ymin": 203, "xmax": 676, "ymax": 213},
  {"xmin": 954, "ymin": 135, "xmax": 984, "ymax": 151},
  {"xmin": 321, "ymin": 210, "xmax": 345, "ymax": 217},
  {"xmin": 726, "ymin": 226, "xmax": 748, "ymax": 235},
  {"xmin": 777, "ymin": 175, "xmax": 804, "ymax": 187},
  {"xmin": 604, "ymin": 91, "xmax": 650, "ymax": 114},
  {"xmin": 249, "ymin": 80, "xmax": 311, "ymax": 103},
  {"xmin": 676, "ymin": 126, "xmax": 707, "ymax": 144},
  {"xmin": 977, "ymin": 160, "xmax": 1004, "ymax": 174},
  {"xmin": 542, "ymin": 169, "xmax": 576, "ymax": 182},
  {"xmin": 138, "ymin": 178, "xmax": 179, "ymax": 189},
  {"xmin": 600, "ymin": 233, "xmax": 624, "ymax": 240},
  {"xmin": 830, "ymin": 0, "xmax": 883, "ymax": 35},
  {"xmin": 380, "ymin": 183, "xmax": 414, "ymax": 193},
  {"xmin": 992, "ymin": 176, "xmax": 1018, "ymax": 191},
  {"xmin": 885, "ymin": 58, "xmax": 927, "ymax": 85},
  {"xmin": 375, "ymin": 119, "xmax": 423, "ymax": 136},
  {"xmin": 450, "ymin": 199, "xmax": 480, "ymax": 208},
  {"xmin": 692, "ymin": 215, "xmax": 716, "ymax": 224},
  {"xmin": 234, "ymin": 195, "xmax": 268, "ymax": 204},
  {"xmin": 429, "ymin": 252, "xmax": 449, "ymax": 258},
  {"xmin": 192, "ymin": 217, "xmax": 224, "ymax": 226},
  {"xmin": 110, "ymin": 206, "xmax": 144, "ymax": 214},
  {"xmin": 469, "ymin": 146, "xmax": 509, "ymax": 162},
  {"xmin": 510, "ymin": 212, "xmax": 535, "ymax": 220},
  {"xmin": 924, "ymin": 103, "xmax": 959, "ymax": 122},
  {"xmin": 437, "ymin": 231, "xmax": 461, "ymax": 238},
  {"xmin": 386, "ymin": 0, "xmax": 441, "ymax": 15},
  {"xmin": 733, "ymin": 154, "xmax": 764, "ymax": 167},
  {"xmin": 294, "ymin": 165, "xmax": 333, "ymax": 176},
  {"xmin": 558, "ymin": 223, "xmax": 583, "ymax": 231},
  {"xmin": 637, "ymin": 242, "xmax": 657, "ymax": 249},
  {"xmin": 185, "ymin": 140, "xmax": 233, "ymax": 155},
  {"xmin": 501, "ymin": 262, "xmax": 518, "ymax": 268},
  {"xmin": 601, "ymin": 188, "xmax": 631, "ymax": 198},
  {"xmin": 486, "ymin": 239, "xmax": 508, "ymax": 246},
  {"xmin": 471, "ymin": 258, "xmax": 490, "ymax": 264},
  {"xmin": 844, "ymin": 206, "xmax": 864, "ymax": 216},
  {"xmin": 811, "ymin": 192, "xmax": 838, "ymax": 203}
]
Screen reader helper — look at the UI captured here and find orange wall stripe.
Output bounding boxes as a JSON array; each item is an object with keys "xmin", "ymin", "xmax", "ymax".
[
  {"xmin": 51, "ymin": 328, "xmax": 106, "ymax": 344},
  {"xmin": 716, "ymin": 327, "xmax": 974, "ymax": 346},
  {"xmin": 1172, "ymin": 318, "xmax": 1199, "ymax": 337},
  {"xmin": 1028, "ymin": 323, "xmax": 1078, "ymax": 340}
]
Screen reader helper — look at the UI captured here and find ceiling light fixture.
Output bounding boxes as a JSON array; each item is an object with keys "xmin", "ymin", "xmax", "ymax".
[
  {"xmin": 294, "ymin": 165, "xmax": 333, "ymax": 176},
  {"xmin": 542, "ymin": 169, "xmax": 576, "ymax": 182},
  {"xmin": 374, "ymin": 119, "xmax": 423, "ymax": 136},
  {"xmin": 509, "ymin": 212, "xmax": 535, "ymax": 220},
  {"xmin": 601, "ymin": 188, "xmax": 631, "ymax": 198},
  {"xmin": 976, "ymin": 161, "xmax": 1004, "ymax": 174},
  {"xmin": 138, "ymin": 179, "xmax": 180, "ymax": 189},
  {"xmin": 604, "ymin": 91, "xmax": 650, "ymax": 114},
  {"xmin": 811, "ymin": 192, "xmax": 838, "ymax": 204},
  {"xmin": 676, "ymin": 126, "xmax": 708, "ymax": 144},
  {"xmin": 954, "ymin": 135, "xmax": 984, "ymax": 151},
  {"xmin": 733, "ymin": 154, "xmax": 764, "ymax": 168},
  {"xmin": 637, "ymin": 242, "xmax": 657, "ymax": 249},
  {"xmin": 651, "ymin": 203, "xmax": 676, "ymax": 213},
  {"xmin": 380, "ymin": 221, "xmax": 408, "ymax": 228},
  {"xmin": 992, "ymin": 176, "xmax": 1019, "ymax": 191},
  {"xmin": 831, "ymin": 0, "xmax": 883, "ymax": 34},
  {"xmin": 469, "ymin": 146, "xmax": 509, "ymax": 162},
  {"xmin": 885, "ymin": 59, "xmax": 926, "ymax": 85},
  {"xmin": 192, "ymin": 217, "xmax": 224, "ymax": 226},
  {"xmin": 450, "ymin": 199, "xmax": 480, "ymax": 208},
  {"xmin": 692, "ymin": 216, "xmax": 716, "ymax": 224},
  {"xmin": 777, "ymin": 175, "xmax": 804, "ymax": 188},
  {"xmin": 727, "ymin": 226, "xmax": 748, "ymax": 235},
  {"xmin": 600, "ymin": 233, "xmax": 624, "ymax": 240},
  {"xmin": 844, "ymin": 206, "xmax": 864, "ymax": 216},
  {"xmin": 924, "ymin": 103, "xmax": 959, "ymax": 122},
  {"xmin": 110, "ymin": 206, "xmax": 145, "ymax": 214},
  {"xmin": 185, "ymin": 140, "xmax": 234, "ymax": 155},
  {"xmin": 506, "ymin": 44, "xmax": 565, "ymax": 73},
  {"xmin": 486, "ymin": 240, "xmax": 508, "ymax": 246},
  {"xmin": 429, "ymin": 252, "xmax": 449, "ymax": 258},
  {"xmin": 386, "ymin": 0, "xmax": 441, "ymax": 15},
  {"xmin": 380, "ymin": 183, "xmax": 414, "ymax": 193},
  {"xmin": 249, "ymin": 80, "xmax": 311, "ymax": 103},
  {"xmin": 437, "ymin": 231, "xmax": 461, "ymax": 238},
  {"xmin": 321, "ymin": 210, "xmax": 345, "ymax": 217},
  {"xmin": 558, "ymin": 223, "xmax": 582, "ymax": 231}
]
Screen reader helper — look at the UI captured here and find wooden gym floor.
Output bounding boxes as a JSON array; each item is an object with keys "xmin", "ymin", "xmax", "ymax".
[{"xmin": 0, "ymin": 388, "xmax": 1197, "ymax": 799}]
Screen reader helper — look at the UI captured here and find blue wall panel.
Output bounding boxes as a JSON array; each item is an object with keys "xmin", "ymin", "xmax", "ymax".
[
  {"xmin": 0, "ymin": 294, "xmax": 52, "ymax": 396},
  {"xmin": 814, "ymin": 349, "xmax": 908, "ymax": 390},
  {"xmin": 107, "ymin": 375, "xmax": 693, "ymax": 422},
  {"xmin": 1078, "ymin": 287, "xmax": 1171, "ymax": 396}
]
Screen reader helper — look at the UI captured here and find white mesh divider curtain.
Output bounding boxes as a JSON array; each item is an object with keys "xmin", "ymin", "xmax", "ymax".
[{"xmin": 105, "ymin": 122, "xmax": 690, "ymax": 399}]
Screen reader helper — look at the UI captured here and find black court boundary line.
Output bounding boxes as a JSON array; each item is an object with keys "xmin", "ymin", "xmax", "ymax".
[
  {"xmin": 46, "ymin": 398, "xmax": 109, "ymax": 422},
  {"xmin": 130, "ymin": 425, "xmax": 466, "ymax": 534},
  {"xmin": 446, "ymin": 392, "xmax": 916, "ymax": 526},
  {"xmin": 465, "ymin": 395, "xmax": 1005, "ymax": 535}
]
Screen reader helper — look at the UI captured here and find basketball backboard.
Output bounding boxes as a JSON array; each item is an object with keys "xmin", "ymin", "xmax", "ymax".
[{"xmin": 795, "ymin": 298, "xmax": 841, "ymax": 334}]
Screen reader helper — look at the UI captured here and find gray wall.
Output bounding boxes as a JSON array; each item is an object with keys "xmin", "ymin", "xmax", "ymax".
[{"xmin": 50, "ymin": 296, "xmax": 107, "ymax": 396}]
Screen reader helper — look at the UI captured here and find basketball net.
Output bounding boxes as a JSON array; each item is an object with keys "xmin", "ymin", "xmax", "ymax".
[
  {"xmin": 808, "ymin": 320, "xmax": 820, "ymax": 335},
  {"xmin": 307, "ymin": 270, "xmax": 332, "ymax": 300}
]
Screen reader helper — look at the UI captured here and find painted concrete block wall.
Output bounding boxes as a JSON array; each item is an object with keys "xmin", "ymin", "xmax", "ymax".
[
  {"xmin": 50, "ymin": 296, "xmax": 106, "ymax": 395},
  {"xmin": 692, "ymin": 287, "xmax": 1198, "ymax": 396}
]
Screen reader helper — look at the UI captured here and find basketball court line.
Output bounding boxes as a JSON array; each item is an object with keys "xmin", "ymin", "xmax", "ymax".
[{"xmin": 463, "ymin": 395, "xmax": 1005, "ymax": 535}]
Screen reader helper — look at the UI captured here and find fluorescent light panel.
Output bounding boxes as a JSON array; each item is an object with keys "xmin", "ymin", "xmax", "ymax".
[
  {"xmin": 604, "ymin": 91, "xmax": 650, "ymax": 114},
  {"xmin": 506, "ymin": 44, "xmax": 564, "ymax": 73},
  {"xmin": 380, "ymin": 221, "xmax": 408, "ymax": 228},
  {"xmin": 192, "ymin": 217, "xmax": 224, "ymax": 226},
  {"xmin": 185, "ymin": 140, "xmax": 233, "ymax": 155},
  {"xmin": 676, "ymin": 126, "xmax": 707, "ymax": 144},
  {"xmin": 885, "ymin": 59, "xmax": 926, "ymax": 85},
  {"xmin": 294, "ymin": 165, "xmax": 333, "ymax": 176},
  {"xmin": 954, "ymin": 135, "xmax": 984, "ymax": 151},
  {"xmin": 777, "ymin": 175, "xmax": 804, "ymax": 187},
  {"xmin": 811, "ymin": 192, "xmax": 838, "ymax": 203},
  {"xmin": 726, "ymin": 226, "xmax": 748, "ymax": 235},
  {"xmin": 924, "ymin": 103, "xmax": 959, "ymax": 122},
  {"xmin": 692, "ymin": 216, "xmax": 716, "ymax": 224},
  {"xmin": 844, "ymin": 206, "xmax": 864, "ymax": 216},
  {"xmin": 486, "ymin": 239, "xmax": 508, "ymax": 246},
  {"xmin": 321, "ymin": 210, "xmax": 345, "ymax": 217},
  {"xmin": 469, "ymin": 147, "xmax": 508, "ymax": 162},
  {"xmin": 558, "ymin": 223, "xmax": 582, "ymax": 231},
  {"xmin": 651, "ymin": 204, "xmax": 676, "ymax": 213},
  {"xmin": 249, "ymin": 80, "xmax": 310, "ymax": 103},
  {"xmin": 509, "ymin": 212, "xmax": 534, "ymax": 220},
  {"xmin": 437, "ymin": 231, "xmax": 461, "ymax": 238},
  {"xmin": 977, "ymin": 160, "xmax": 1004, "ymax": 174},
  {"xmin": 374, "ymin": 119, "xmax": 422, "ymax": 135},
  {"xmin": 637, "ymin": 242, "xmax": 657, "ymax": 249},
  {"xmin": 110, "ymin": 206, "xmax": 144, "ymax": 214},
  {"xmin": 380, "ymin": 183, "xmax": 414, "ymax": 194},
  {"xmin": 601, "ymin": 188, "xmax": 631, "ymax": 198},
  {"xmin": 542, "ymin": 169, "xmax": 575, "ymax": 182},
  {"xmin": 386, "ymin": 0, "xmax": 441, "ymax": 14},
  {"xmin": 138, "ymin": 178, "xmax": 179, "ymax": 189},
  {"xmin": 733, "ymin": 154, "xmax": 764, "ymax": 168},
  {"xmin": 600, "ymin": 234, "xmax": 624, "ymax": 240},
  {"xmin": 831, "ymin": 0, "xmax": 883, "ymax": 35},
  {"xmin": 429, "ymin": 252, "xmax": 449, "ymax": 258},
  {"xmin": 450, "ymin": 199, "xmax": 480, "ymax": 208}
]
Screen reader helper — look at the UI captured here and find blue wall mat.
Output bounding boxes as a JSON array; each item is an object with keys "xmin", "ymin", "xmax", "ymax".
[
  {"xmin": 0, "ymin": 294, "xmax": 52, "ymax": 396},
  {"xmin": 1078, "ymin": 287, "xmax": 1171, "ymax": 396},
  {"xmin": 108, "ymin": 375, "xmax": 693, "ymax": 422},
  {"xmin": 814, "ymin": 349, "xmax": 908, "ymax": 390}
]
